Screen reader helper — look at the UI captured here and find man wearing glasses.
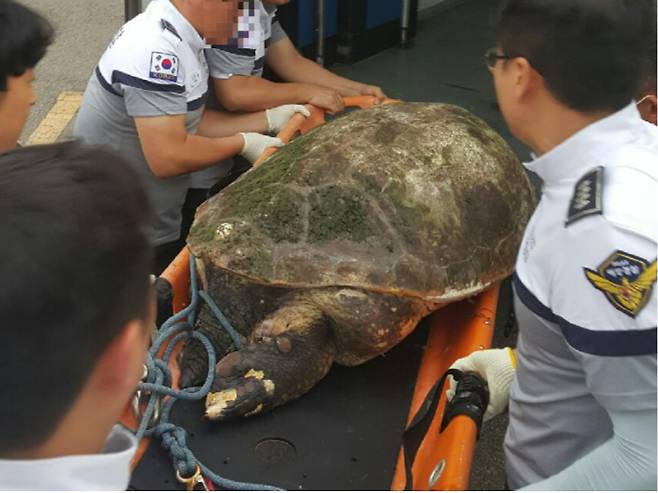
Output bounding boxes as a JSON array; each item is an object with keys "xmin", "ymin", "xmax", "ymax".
[{"xmin": 449, "ymin": 0, "xmax": 657, "ymax": 489}]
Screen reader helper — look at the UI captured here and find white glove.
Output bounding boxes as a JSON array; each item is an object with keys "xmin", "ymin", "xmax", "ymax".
[
  {"xmin": 447, "ymin": 347, "xmax": 516, "ymax": 422},
  {"xmin": 265, "ymin": 104, "xmax": 311, "ymax": 134},
  {"xmin": 239, "ymin": 133, "xmax": 284, "ymax": 163}
]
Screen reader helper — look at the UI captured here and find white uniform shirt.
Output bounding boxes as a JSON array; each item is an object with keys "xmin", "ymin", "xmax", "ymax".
[
  {"xmin": 74, "ymin": 0, "xmax": 210, "ymax": 246},
  {"xmin": 505, "ymin": 103, "xmax": 657, "ymax": 489},
  {"xmin": 0, "ymin": 426, "xmax": 137, "ymax": 491}
]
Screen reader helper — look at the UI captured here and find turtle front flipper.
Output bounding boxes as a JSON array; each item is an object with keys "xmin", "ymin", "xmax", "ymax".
[
  {"xmin": 179, "ymin": 302, "xmax": 243, "ymax": 389},
  {"xmin": 205, "ymin": 299, "xmax": 335, "ymax": 420}
]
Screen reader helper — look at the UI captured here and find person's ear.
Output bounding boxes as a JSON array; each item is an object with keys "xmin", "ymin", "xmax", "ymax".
[
  {"xmin": 648, "ymin": 95, "xmax": 657, "ymax": 125},
  {"xmin": 640, "ymin": 94, "xmax": 657, "ymax": 125},
  {"xmin": 511, "ymin": 57, "xmax": 541, "ymax": 102},
  {"xmin": 92, "ymin": 319, "xmax": 150, "ymax": 394}
]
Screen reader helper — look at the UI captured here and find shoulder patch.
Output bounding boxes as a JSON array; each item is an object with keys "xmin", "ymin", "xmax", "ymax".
[
  {"xmin": 584, "ymin": 251, "xmax": 657, "ymax": 318},
  {"xmin": 149, "ymin": 52, "xmax": 179, "ymax": 83},
  {"xmin": 566, "ymin": 167, "xmax": 603, "ymax": 226},
  {"xmin": 161, "ymin": 19, "xmax": 182, "ymax": 41}
]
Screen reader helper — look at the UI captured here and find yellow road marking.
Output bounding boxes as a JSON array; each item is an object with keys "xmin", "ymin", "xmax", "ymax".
[{"xmin": 27, "ymin": 91, "xmax": 83, "ymax": 145}]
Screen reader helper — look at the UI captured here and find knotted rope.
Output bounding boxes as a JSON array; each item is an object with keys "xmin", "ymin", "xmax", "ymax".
[{"xmin": 131, "ymin": 253, "xmax": 283, "ymax": 491}]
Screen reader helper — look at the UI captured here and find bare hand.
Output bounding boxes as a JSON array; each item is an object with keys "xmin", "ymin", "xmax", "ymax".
[
  {"xmin": 360, "ymin": 84, "xmax": 387, "ymax": 103},
  {"xmin": 307, "ymin": 89, "xmax": 345, "ymax": 114}
]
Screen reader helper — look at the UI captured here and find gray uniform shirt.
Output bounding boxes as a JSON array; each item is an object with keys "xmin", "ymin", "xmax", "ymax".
[
  {"xmin": 505, "ymin": 104, "xmax": 657, "ymax": 489},
  {"xmin": 74, "ymin": 0, "xmax": 209, "ymax": 246}
]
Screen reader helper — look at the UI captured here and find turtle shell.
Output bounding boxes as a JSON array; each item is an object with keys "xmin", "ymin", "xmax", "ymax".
[{"xmin": 188, "ymin": 103, "xmax": 535, "ymax": 303}]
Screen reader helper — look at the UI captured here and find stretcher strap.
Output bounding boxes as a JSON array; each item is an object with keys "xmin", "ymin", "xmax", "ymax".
[
  {"xmin": 402, "ymin": 369, "xmax": 488, "ymax": 490},
  {"xmin": 440, "ymin": 372, "xmax": 489, "ymax": 434}
]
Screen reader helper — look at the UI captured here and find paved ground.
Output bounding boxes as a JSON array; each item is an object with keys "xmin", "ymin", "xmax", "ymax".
[
  {"xmin": 16, "ymin": 0, "xmax": 518, "ymax": 489},
  {"xmin": 17, "ymin": 0, "xmax": 125, "ymax": 141}
]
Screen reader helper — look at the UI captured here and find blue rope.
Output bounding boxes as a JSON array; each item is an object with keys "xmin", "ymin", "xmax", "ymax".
[
  {"xmin": 198, "ymin": 290, "xmax": 244, "ymax": 350},
  {"xmin": 133, "ymin": 252, "xmax": 283, "ymax": 491}
]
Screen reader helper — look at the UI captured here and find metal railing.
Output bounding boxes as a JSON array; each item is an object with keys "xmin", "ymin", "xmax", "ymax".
[
  {"xmin": 401, "ymin": 0, "xmax": 412, "ymax": 45},
  {"xmin": 316, "ymin": 0, "xmax": 326, "ymax": 66},
  {"xmin": 125, "ymin": 0, "xmax": 141, "ymax": 21}
]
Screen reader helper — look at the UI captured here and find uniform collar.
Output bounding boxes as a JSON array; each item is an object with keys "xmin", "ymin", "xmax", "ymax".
[
  {"xmin": 262, "ymin": 1, "xmax": 277, "ymax": 15},
  {"xmin": 0, "ymin": 426, "xmax": 137, "ymax": 490},
  {"xmin": 524, "ymin": 102, "xmax": 643, "ymax": 185},
  {"xmin": 154, "ymin": 0, "xmax": 208, "ymax": 50}
]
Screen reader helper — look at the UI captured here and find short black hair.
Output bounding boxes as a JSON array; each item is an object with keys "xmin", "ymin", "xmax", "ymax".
[
  {"xmin": 641, "ymin": 6, "xmax": 657, "ymax": 95},
  {"xmin": 0, "ymin": 142, "xmax": 153, "ymax": 454},
  {"xmin": 496, "ymin": 0, "xmax": 655, "ymax": 112},
  {"xmin": 0, "ymin": 0, "xmax": 54, "ymax": 91}
]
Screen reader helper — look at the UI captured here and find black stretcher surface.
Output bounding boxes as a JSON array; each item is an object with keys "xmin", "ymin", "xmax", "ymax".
[{"xmin": 130, "ymin": 323, "xmax": 430, "ymax": 491}]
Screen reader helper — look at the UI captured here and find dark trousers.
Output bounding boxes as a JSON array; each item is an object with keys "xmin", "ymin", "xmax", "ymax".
[{"xmin": 153, "ymin": 239, "xmax": 185, "ymax": 275}]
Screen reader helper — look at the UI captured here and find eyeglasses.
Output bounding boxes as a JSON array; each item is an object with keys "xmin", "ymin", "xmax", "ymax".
[
  {"xmin": 484, "ymin": 47, "xmax": 543, "ymax": 75},
  {"xmin": 484, "ymin": 47, "xmax": 513, "ymax": 69}
]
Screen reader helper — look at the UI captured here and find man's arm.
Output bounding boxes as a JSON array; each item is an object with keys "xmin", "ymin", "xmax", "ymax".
[
  {"xmin": 214, "ymin": 76, "xmax": 343, "ymax": 113},
  {"xmin": 135, "ymin": 114, "xmax": 245, "ymax": 178},
  {"xmin": 522, "ymin": 221, "xmax": 658, "ymax": 490},
  {"xmin": 265, "ymin": 36, "xmax": 386, "ymax": 101},
  {"xmin": 136, "ymin": 103, "xmax": 307, "ymax": 175},
  {"xmin": 522, "ymin": 408, "xmax": 657, "ymax": 490},
  {"xmin": 196, "ymin": 107, "xmax": 268, "ymax": 138}
]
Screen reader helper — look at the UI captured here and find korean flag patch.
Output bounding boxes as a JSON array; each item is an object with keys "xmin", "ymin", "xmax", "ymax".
[{"xmin": 150, "ymin": 52, "xmax": 179, "ymax": 82}]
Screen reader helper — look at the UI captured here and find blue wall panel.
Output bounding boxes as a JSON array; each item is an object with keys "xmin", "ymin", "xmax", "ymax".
[
  {"xmin": 366, "ymin": 0, "xmax": 401, "ymax": 28},
  {"xmin": 297, "ymin": 0, "xmax": 338, "ymax": 47}
]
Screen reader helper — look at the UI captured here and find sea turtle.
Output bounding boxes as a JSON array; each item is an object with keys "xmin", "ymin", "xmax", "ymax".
[{"xmin": 180, "ymin": 102, "xmax": 535, "ymax": 421}]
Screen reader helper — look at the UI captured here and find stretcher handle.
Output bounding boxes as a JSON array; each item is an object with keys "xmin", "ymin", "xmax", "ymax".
[{"xmin": 253, "ymin": 96, "xmax": 399, "ymax": 166}]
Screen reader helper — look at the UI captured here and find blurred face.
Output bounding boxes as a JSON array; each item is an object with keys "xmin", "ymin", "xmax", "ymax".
[
  {"xmin": 0, "ymin": 69, "xmax": 36, "ymax": 153},
  {"xmin": 197, "ymin": 0, "xmax": 240, "ymax": 44}
]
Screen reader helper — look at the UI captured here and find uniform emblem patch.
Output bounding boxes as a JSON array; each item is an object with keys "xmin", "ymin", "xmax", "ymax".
[
  {"xmin": 566, "ymin": 167, "xmax": 603, "ymax": 226},
  {"xmin": 584, "ymin": 251, "xmax": 657, "ymax": 318},
  {"xmin": 150, "ymin": 52, "xmax": 179, "ymax": 82}
]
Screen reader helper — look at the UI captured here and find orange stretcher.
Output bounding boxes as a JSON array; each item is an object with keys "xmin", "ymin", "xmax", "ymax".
[{"xmin": 123, "ymin": 96, "xmax": 498, "ymax": 490}]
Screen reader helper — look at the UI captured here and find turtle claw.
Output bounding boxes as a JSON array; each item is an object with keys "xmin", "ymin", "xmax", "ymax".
[{"xmin": 205, "ymin": 369, "xmax": 276, "ymax": 420}]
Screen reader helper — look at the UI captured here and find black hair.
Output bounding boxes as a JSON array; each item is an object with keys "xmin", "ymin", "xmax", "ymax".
[
  {"xmin": 0, "ymin": 0, "xmax": 54, "ymax": 91},
  {"xmin": 0, "ymin": 142, "xmax": 153, "ymax": 454},
  {"xmin": 496, "ymin": 0, "xmax": 655, "ymax": 112},
  {"xmin": 641, "ymin": 5, "xmax": 657, "ymax": 95}
]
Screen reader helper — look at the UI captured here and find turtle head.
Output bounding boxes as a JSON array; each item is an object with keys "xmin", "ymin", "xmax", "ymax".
[{"xmin": 204, "ymin": 299, "xmax": 336, "ymax": 421}]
